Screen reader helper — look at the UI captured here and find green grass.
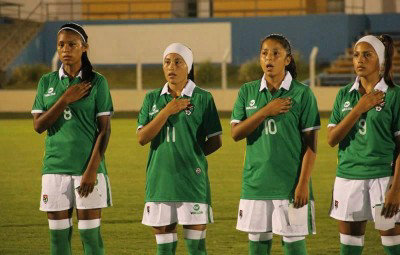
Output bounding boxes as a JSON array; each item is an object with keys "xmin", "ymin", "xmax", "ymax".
[{"xmin": 0, "ymin": 118, "xmax": 384, "ymax": 254}]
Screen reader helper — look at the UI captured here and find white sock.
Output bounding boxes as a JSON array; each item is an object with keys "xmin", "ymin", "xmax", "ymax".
[
  {"xmin": 48, "ymin": 218, "xmax": 72, "ymax": 230},
  {"xmin": 155, "ymin": 233, "xmax": 178, "ymax": 244},
  {"xmin": 183, "ymin": 229, "xmax": 206, "ymax": 240},
  {"xmin": 340, "ymin": 233, "xmax": 364, "ymax": 246},
  {"xmin": 283, "ymin": 236, "xmax": 305, "ymax": 243},
  {"xmin": 381, "ymin": 235, "xmax": 400, "ymax": 246},
  {"xmin": 78, "ymin": 219, "xmax": 101, "ymax": 230},
  {"xmin": 248, "ymin": 232, "xmax": 273, "ymax": 241}
]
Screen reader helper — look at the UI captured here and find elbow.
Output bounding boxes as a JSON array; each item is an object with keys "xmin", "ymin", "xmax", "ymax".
[
  {"xmin": 33, "ymin": 123, "xmax": 45, "ymax": 134},
  {"xmin": 231, "ymin": 133, "xmax": 241, "ymax": 142},
  {"xmin": 327, "ymin": 137, "xmax": 337, "ymax": 148},
  {"xmin": 137, "ymin": 135, "xmax": 147, "ymax": 146}
]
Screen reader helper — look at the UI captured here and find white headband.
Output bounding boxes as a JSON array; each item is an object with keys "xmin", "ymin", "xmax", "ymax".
[
  {"xmin": 58, "ymin": 27, "xmax": 86, "ymax": 43},
  {"xmin": 355, "ymin": 35, "xmax": 385, "ymax": 67},
  {"xmin": 163, "ymin": 43, "xmax": 193, "ymax": 73}
]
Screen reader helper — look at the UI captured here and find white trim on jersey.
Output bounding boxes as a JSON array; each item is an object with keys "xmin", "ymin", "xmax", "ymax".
[
  {"xmin": 96, "ymin": 111, "xmax": 113, "ymax": 117},
  {"xmin": 327, "ymin": 123, "xmax": 337, "ymax": 127},
  {"xmin": 31, "ymin": 109, "xmax": 44, "ymax": 114},
  {"xmin": 230, "ymin": 119, "xmax": 241, "ymax": 124},
  {"xmin": 207, "ymin": 131, "xmax": 222, "ymax": 139},
  {"xmin": 301, "ymin": 126, "xmax": 321, "ymax": 132}
]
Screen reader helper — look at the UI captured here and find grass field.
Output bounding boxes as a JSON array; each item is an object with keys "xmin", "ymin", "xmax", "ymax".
[{"xmin": 0, "ymin": 118, "xmax": 385, "ymax": 254}]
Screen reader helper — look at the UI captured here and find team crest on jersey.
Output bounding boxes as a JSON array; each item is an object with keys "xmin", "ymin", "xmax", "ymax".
[
  {"xmin": 190, "ymin": 204, "xmax": 203, "ymax": 215},
  {"xmin": 334, "ymin": 200, "xmax": 339, "ymax": 209},
  {"xmin": 44, "ymin": 87, "xmax": 56, "ymax": 97},
  {"xmin": 43, "ymin": 194, "xmax": 48, "ymax": 204},
  {"xmin": 149, "ymin": 104, "xmax": 159, "ymax": 116},
  {"xmin": 185, "ymin": 104, "xmax": 194, "ymax": 115},
  {"xmin": 246, "ymin": 99, "xmax": 257, "ymax": 110},
  {"xmin": 342, "ymin": 101, "xmax": 352, "ymax": 112},
  {"xmin": 375, "ymin": 101, "xmax": 385, "ymax": 112},
  {"xmin": 195, "ymin": 168, "xmax": 202, "ymax": 175}
]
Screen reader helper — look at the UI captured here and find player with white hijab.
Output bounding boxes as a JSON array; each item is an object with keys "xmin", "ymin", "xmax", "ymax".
[
  {"xmin": 137, "ymin": 43, "xmax": 222, "ymax": 255},
  {"xmin": 328, "ymin": 34, "xmax": 400, "ymax": 255}
]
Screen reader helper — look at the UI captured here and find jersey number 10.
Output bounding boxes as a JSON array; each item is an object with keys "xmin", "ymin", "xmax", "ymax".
[{"xmin": 264, "ymin": 119, "xmax": 277, "ymax": 135}]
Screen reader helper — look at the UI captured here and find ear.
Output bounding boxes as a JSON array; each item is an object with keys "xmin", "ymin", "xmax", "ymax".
[
  {"xmin": 285, "ymin": 55, "xmax": 291, "ymax": 67},
  {"xmin": 82, "ymin": 43, "xmax": 88, "ymax": 53}
]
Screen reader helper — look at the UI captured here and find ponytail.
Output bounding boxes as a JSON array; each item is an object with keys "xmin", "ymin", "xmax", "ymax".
[
  {"xmin": 81, "ymin": 52, "xmax": 94, "ymax": 82},
  {"xmin": 378, "ymin": 34, "xmax": 394, "ymax": 87},
  {"xmin": 188, "ymin": 64, "xmax": 194, "ymax": 82}
]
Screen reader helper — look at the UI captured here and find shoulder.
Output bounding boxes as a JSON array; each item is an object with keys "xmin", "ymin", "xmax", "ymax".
[
  {"xmin": 92, "ymin": 71, "xmax": 108, "ymax": 84},
  {"xmin": 193, "ymin": 86, "xmax": 213, "ymax": 99},
  {"xmin": 238, "ymin": 79, "xmax": 262, "ymax": 95},
  {"xmin": 145, "ymin": 87, "xmax": 163, "ymax": 100},
  {"xmin": 37, "ymin": 71, "xmax": 58, "ymax": 90}
]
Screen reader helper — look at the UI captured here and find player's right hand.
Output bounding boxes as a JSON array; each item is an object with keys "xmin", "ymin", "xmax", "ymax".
[
  {"xmin": 62, "ymin": 82, "xmax": 91, "ymax": 104},
  {"xmin": 355, "ymin": 91, "xmax": 384, "ymax": 114},
  {"xmin": 164, "ymin": 98, "xmax": 190, "ymax": 116},
  {"xmin": 263, "ymin": 97, "xmax": 291, "ymax": 117}
]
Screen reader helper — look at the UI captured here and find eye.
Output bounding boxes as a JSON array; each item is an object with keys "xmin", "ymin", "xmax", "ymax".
[
  {"xmin": 273, "ymin": 51, "xmax": 279, "ymax": 56},
  {"xmin": 353, "ymin": 52, "xmax": 359, "ymax": 57}
]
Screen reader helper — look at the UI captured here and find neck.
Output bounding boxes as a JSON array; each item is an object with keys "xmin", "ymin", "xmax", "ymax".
[
  {"xmin": 168, "ymin": 79, "xmax": 187, "ymax": 97},
  {"xmin": 359, "ymin": 73, "xmax": 380, "ymax": 94},
  {"xmin": 63, "ymin": 63, "xmax": 82, "ymax": 78},
  {"xmin": 265, "ymin": 71, "xmax": 285, "ymax": 91}
]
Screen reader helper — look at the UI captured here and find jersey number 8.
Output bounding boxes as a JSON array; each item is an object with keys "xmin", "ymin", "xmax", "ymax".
[
  {"xmin": 264, "ymin": 119, "xmax": 277, "ymax": 135},
  {"xmin": 64, "ymin": 107, "xmax": 72, "ymax": 120}
]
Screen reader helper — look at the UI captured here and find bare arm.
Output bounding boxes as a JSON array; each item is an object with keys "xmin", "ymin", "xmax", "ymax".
[
  {"xmin": 77, "ymin": 115, "xmax": 111, "ymax": 197},
  {"xmin": 293, "ymin": 130, "xmax": 318, "ymax": 208},
  {"xmin": 231, "ymin": 98, "xmax": 291, "ymax": 141},
  {"xmin": 33, "ymin": 82, "xmax": 91, "ymax": 133},
  {"xmin": 202, "ymin": 135, "xmax": 222, "ymax": 156},
  {"xmin": 137, "ymin": 98, "xmax": 190, "ymax": 146},
  {"xmin": 327, "ymin": 91, "xmax": 384, "ymax": 147}
]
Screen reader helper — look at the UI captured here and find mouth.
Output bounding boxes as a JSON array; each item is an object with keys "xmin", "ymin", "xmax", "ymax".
[
  {"xmin": 168, "ymin": 73, "xmax": 177, "ymax": 78},
  {"xmin": 266, "ymin": 64, "xmax": 274, "ymax": 70},
  {"xmin": 62, "ymin": 56, "xmax": 72, "ymax": 60},
  {"xmin": 356, "ymin": 66, "xmax": 365, "ymax": 71}
]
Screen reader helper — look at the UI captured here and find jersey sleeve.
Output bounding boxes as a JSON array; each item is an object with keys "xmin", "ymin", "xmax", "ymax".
[
  {"xmin": 328, "ymin": 89, "xmax": 343, "ymax": 127},
  {"xmin": 95, "ymin": 76, "xmax": 114, "ymax": 117},
  {"xmin": 300, "ymin": 88, "xmax": 321, "ymax": 132},
  {"xmin": 204, "ymin": 93, "xmax": 222, "ymax": 139},
  {"xmin": 391, "ymin": 89, "xmax": 400, "ymax": 137},
  {"xmin": 231, "ymin": 86, "xmax": 246, "ymax": 124},
  {"xmin": 137, "ymin": 92, "xmax": 152, "ymax": 131},
  {"xmin": 31, "ymin": 76, "xmax": 46, "ymax": 114}
]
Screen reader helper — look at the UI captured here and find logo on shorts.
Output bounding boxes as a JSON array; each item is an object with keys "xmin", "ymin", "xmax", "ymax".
[
  {"xmin": 195, "ymin": 168, "xmax": 202, "ymax": 175},
  {"xmin": 239, "ymin": 210, "xmax": 243, "ymax": 219},
  {"xmin": 43, "ymin": 194, "xmax": 48, "ymax": 204},
  {"xmin": 246, "ymin": 99, "xmax": 257, "ymax": 110},
  {"xmin": 342, "ymin": 101, "xmax": 352, "ymax": 112},
  {"xmin": 190, "ymin": 204, "xmax": 203, "ymax": 215},
  {"xmin": 147, "ymin": 206, "xmax": 150, "ymax": 214},
  {"xmin": 185, "ymin": 104, "xmax": 194, "ymax": 116},
  {"xmin": 375, "ymin": 101, "xmax": 385, "ymax": 112},
  {"xmin": 334, "ymin": 200, "xmax": 339, "ymax": 209}
]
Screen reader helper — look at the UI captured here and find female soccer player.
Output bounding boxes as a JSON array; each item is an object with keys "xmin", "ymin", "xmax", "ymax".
[
  {"xmin": 137, "ymin": 43, "xmax": 222, "ymax": 255},
  {"xmin": 31, "ymin": 23, "xmax": 113, "ymax": 255},
  {"xmin": 231, "ymin": 34, "xmax": 320, "ymax": 255},
  {"xmin": 328, "ymin": 34, "xmax": 400, "ymax": 255}
]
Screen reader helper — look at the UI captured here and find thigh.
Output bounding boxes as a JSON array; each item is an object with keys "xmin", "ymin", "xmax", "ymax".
[
  {"xmin": 176, "ymin": 202, "xmax": 212, "ymax": 225},
  {"xmin": 76, "ymin": 208, "xmax": 102, "ymax": 220},
  {"xmin": 47, "ymin": 208, "xmax": 74, "ymax": 220},
  {"xmin": 74, "ymin": 173, "xmax": 112, "ymax": 210},
  {"xmin": 338, "ymin": 220, "xmax": 367, "ymax": 236},
  {"xmin": 40, "ymin": 174, "xmax": 74, "ymax": 212}
]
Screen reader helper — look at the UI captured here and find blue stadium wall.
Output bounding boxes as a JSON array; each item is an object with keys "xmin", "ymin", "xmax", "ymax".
[{"xmin": 8, "ymin": 13, "xmax": 400, "ymax": 72}]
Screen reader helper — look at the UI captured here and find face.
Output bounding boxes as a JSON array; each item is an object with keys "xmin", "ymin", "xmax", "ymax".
[
  {"xmin": 57, "ymin": 30, "xmax": 87, "ymax": 66},
  {"xmin": 353, "ymin": 42, "xmax": 380, "ymax": 78},
  {"xmin": 260, "ymin": 39, "xmax": 291, "ymax": 78},
  {"xmin": 163, "ymin": 53, "xmax": 188, "ymax": 86}
]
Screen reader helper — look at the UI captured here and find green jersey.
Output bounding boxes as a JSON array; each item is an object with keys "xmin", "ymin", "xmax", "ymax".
[
  {"xmin": 138, "ymin": 80, "xmax": 222, "ymax": 205},
  {"xmin": 328, "ymin": 77, "xmax": 400, "ymax": 179},
  {"xmin": 231, "ymin": 73, "xmax": 320, "ymax": 200},
  {"xmin": 32, "ymin": 67, "xmax": 113, "ymax": 176}
]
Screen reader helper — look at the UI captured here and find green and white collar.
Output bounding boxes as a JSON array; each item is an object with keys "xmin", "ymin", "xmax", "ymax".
[
  {"xmin": 58, "ymin": 64, "xmax": 82, "ymax": 80},
  {"xmin": 349, "ymin": 76, "xmax": 388, "ymax": 93},
  {"xmin": 259, "ymin": 72, "xmax": 292, "ymax": 92},
  {"xmin": 161, "ymin": 79, "xmax": 196, "ymax": 97}
]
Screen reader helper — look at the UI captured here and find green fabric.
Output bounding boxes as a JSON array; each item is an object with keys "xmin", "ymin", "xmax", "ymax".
[
  {"xmin": 249, "ymin": 240, "xmax": 272, "ymax": 255},
  {"xmin": 138, "ymin": 80, "xmax": 222, "ymax": 204},
  {"xmin": 49, "ymin": 227, "xmax": 72, "ymax": 255},
  {"xmin": 32, "ymin": 70, "xmax": 113, "ymax": 175},
  {"xmin": 383, "ymin": 244, "xmax": 400, "ymax": 255},
  {"xmin": 231, "ymin": 74, "xmax": 320, "ymax": 200},
  {"xmin": 282, "ymin": 239, "xmax": 307, "ymax": 255},
  {"xmin": 328, "ymin": 79, "xmax": 400, "ymax": 179},
  {"xmin": 79, "ymin": 226, "xmax": 104, "ymax": 255},
  {"xmin": 156, "ymin": 241, "xmax": 177, "ymax": 255},
  {"xmin": 340, "ymin": 243, "xmax": 363, "ymax": 255},
  {"xmin": 184, "ymin": 238, "xmax": 207, "ymax": 255}
]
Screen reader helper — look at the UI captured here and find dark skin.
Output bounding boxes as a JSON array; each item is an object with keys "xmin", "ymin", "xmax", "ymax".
[
  {"xmin": 231, "ymin": 39, "xmax": 318, "ymax": 209},
  {"xmin": 328, "ymin": 42, "xmax": 400, "ymax": 236},
  {"xmin": 34, "ymin": 29, "xmax": 111, "ymax": 221},
  {"xmin": 138, "ymin": 53, "xmax": 221, "ymax": 234}
]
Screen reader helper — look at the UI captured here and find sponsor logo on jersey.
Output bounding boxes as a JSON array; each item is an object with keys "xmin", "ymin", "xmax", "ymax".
[
  {"xmin": 43, "ymin": 194, "xmax": 48, "ymax": 204},
  {"xmin": 375, "ymin": 101, "xmax": 385, "ymax": 112},
  {"xmin": 190, "ymin": 204, "xmax": 203, "ymax": 215},
  {"xmin": 185, "ymin": 104, "xmax": 194, "ymax": 115},
  {"xmin": 44, "ymin": 87, "xmax": 56, "ymax": 97},
  {"xmin": 195, "ymin": 168, "xmax": 202, "ymax": 175},
  {"xmin": 341, "ymin": 101, "xmax": 352, "ymax": 112},
  {"xmin": 149, "ymin": 104, "xmax": 159, "ymax": 116},
  {"xmin": 334, "ymin": 200, "xmax": 339, "ymax": 209},
  {"xmin": 246, "ymin": 99, "xmax": 257, "ymax": 110}
]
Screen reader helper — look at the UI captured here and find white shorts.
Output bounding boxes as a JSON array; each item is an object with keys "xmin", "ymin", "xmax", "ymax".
[
  {"xmin": 330, "ymin": 176, "xmax": 400, "ymax": 222},
  {"xmin": 236, "ymin": 199, "xmax": 316, "ymax": 236},
  {"xmin": 142, "ymin": 202, "xmax": 213, "ymax": 226},
  {"xmin": 40, "ymin": 173, "xmax": 112, "ymax": 211}
]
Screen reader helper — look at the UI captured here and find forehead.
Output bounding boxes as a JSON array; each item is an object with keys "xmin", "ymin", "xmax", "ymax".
[
  {"xmin": 57, "ymin": 30, "xmax": 82, "ymax": 42},
  {"xmin": 354, "ymin": 42, "xmax": 376, "ymax": 53},
  {"xmin": 164, "ymin": 53, "xmax": 185, "ymax": 61},
  {"xmin": 261, "ymin": 39, "xmax": 285, "ymax": 50}
]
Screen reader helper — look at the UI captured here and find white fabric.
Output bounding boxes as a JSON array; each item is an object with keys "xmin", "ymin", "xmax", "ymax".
[
  {"xmin": 259, "ymin": 72, "xmax": 292, "ymax": 92},
  {"xmin": 329, "ymin": 176, "xmax": 400, "ymax": 222},
  {"xmin": 78, "ymin": 219, "xmax": 101, "ymax": 230},
  {"xmin": 183, "ymin": 229, "xmax": 206, "ymax": 240},
  {"xmin": 163, "ymin": 43, "xmax": 193, "ymax": 73},
  {"xmin": 58, "ymin": 64, "xmax": 82, "ymax": 80},
  {"xmin": 283, "ymin": 236, "xmax": 305, "ymax": 243},
  {"xmin": 58, "ymin": 27, "xmax": 86, "ymax": 43},
  {"xmin": 40, "ymin": 173, "xmax": 112, "ymax": 211},
  {"xmin": 349, "ymin": 77, "xmax": 388, "ymax": 93},
  {"xmin": 340, "ymin": 233, "xmax": 364, "ymax": 246},
  {"xmin": 236, "ymin": 199, "xmax": 316, "ymax": 236},
  {"xmin": 142, "ymin": 202, "xmax": 213, "ymax": 226},
  {"xmin": 248, "ymin": 232, "xmax": 273, "ymax": 241},
  {"xmin": 381, "ymin": 235, "xmax": 400, "ymax": 246},
  {"xmin": 160, "ymin": 79, "xmax": 196, "ymax": 97},
  {"xmin": 355, "ymin": 35, "xmax": 385, "ymax": 67},
  {"xmin": 48, "ymin": 218, "xmax": 72, "ymax": 230},
  {"xmin": 155, "ymin": 233, "xmax": 177, "ymax": 244}
]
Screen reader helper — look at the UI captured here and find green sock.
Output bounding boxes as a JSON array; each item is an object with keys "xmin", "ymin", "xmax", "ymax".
[
  {"xmin": 49, "ymin": 227, "xmax": 72, "ymax": 255},
  {"xmin": 249, "ymin": 240, "xmax": 272, "ymax": 255},
  {"xmin": 283, "ymin": 239, "xmax": 307, "ymax": 255},
  {"xmin": 340, "ymin": 243, "xmax": 363, "ymax": 255},
  {"xmin": 383, "ymin": 244, "xmax": 400, "ymax": 255},
  {"xmin": 156, "ymin": 233, "xmax": 177, "ymax": 255},
  {"xmin": 184, "ymin": 238, "xmax": 207, "ymax": 255},
  {"xmin": 79, "ymin": 226, "xmax": 104, "ymax": 255}
]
